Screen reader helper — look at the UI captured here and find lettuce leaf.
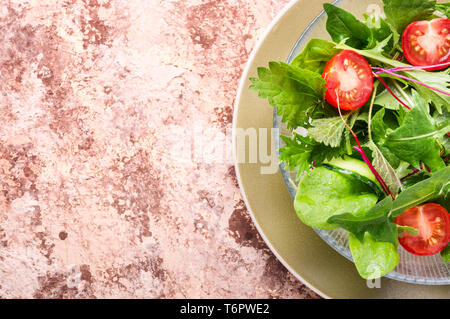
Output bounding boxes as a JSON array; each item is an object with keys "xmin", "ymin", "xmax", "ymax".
[
  {"xmin": 290, "ymin": 38, "xmax": 341, "ymax": 73},
  {"xmin": 294, "ymin": 167, "xmax": 379, "ymax": 229},
  {"xmin": 349, "ymin": 232, "xmax": 399, "ymax": 279}
]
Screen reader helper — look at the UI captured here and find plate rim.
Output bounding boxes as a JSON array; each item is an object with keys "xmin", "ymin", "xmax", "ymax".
[{"xmin": 232, "ymin": 0, "xmax": 330, "ymax": 299}]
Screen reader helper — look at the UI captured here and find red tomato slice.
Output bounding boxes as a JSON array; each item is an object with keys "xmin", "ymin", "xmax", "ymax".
[
  {"xmin": 322, "ymin": 50, "xmax": 373, "ymax": 111},
  {"xmin": 402, "ymin": 18, "xmax": 450, "ymax": 70},
  {"xmin": 395, "ymin": 203, "xmax": 450, "ymax": 256}
]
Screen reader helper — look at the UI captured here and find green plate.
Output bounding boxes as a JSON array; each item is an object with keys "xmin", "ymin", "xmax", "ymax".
[{"xmin": 233, "ymin": 0, "xmax": 450, "ymax": 298}]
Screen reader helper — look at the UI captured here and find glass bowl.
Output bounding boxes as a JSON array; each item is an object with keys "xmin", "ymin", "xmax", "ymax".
[{"xmin": 274, "ymin": 0, "xmax": 450, "ymax": 285}]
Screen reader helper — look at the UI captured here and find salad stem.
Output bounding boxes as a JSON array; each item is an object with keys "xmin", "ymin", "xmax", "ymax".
[
  {"xmin": 373, "ymin": 73, "xmax": 412, "ymax": 110},
  {"xmin": 392, "ymin": 80, "xmax": 414, "ymax": 108},
  {"xmin": 335, "ymin": 90, "xmax": 394, "ymax": 199},
  {"xmin": 374, "ymin": 68, "xmax": 450, "ymax": 96}
]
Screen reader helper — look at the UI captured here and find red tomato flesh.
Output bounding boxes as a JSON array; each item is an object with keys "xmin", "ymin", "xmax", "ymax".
[
  {"xmin": 322, "ymin": 50, "xmax": 374, "ymax": 111},
  {"xmin": 402, "ymin": 18, "xmax": 450, "ymax": 70},
  {"xmin": 395, "ymin": 203, "xmax": 450, "ymax": 256}
]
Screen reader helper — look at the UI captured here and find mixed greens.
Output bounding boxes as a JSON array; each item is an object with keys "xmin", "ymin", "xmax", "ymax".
[{"xmin": 250, "ymin": 0, "xmax": 450, "ymax": 279}]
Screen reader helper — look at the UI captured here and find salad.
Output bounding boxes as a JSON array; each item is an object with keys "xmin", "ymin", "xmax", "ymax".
[{"xmin": 250, "ymin": 0, "xmax": 450, "ymax": 280}]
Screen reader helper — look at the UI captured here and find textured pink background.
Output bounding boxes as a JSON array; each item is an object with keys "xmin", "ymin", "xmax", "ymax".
[{"xmin": 0, "ymin": 0, "xmax": 319, "ymax": 298}]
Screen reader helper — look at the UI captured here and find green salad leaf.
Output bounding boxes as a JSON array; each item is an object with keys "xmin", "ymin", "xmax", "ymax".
[
  {"xmin": 291, "ymin": 39, "xmax": 341, "ymax": 73},
  {"xmin": 329, "ymin": 166, "xmax": 450, "ymax": 247},
  {"xmin": 385, "ymin": 91, "xmax": 448, "ymax": 172},
  {"xmin": 249, "ymin": 62, "xmax": 325, "ymax": 129},
  {"xmin": 294, "ymin": 167, "xmax": 379, "ymax": 229},
  {"xmin": 441, "ymin": 244, "xmax": 450, "ymax": 263},
  {"xmin": 436, "ymin": 2, "xmax": 450, "ymax": 17},
  {"xmin": 363, "ymin": 13, "xmax": 395, "ymax": 53},
  {"xmin": 335, "ymin": 41, "xmax": 450, "ymax": 113},
  {"xmin": 383, "ymin": 0, "xmax": 436, "ymax": 34},
  {"xmin": 349, "ymin": 232, "xmax": 399, "ymax": 279},
  {"xmin": 323, "ymin": 3, "xmax": 372, "ymax": 49},
  {"xmin": 279, "ymin": 133, "xmax": 347, "ymax": 179},
  {"xmin": 368, "ymin": 107, "xmax": 403, "ymax": 194},
  {"xmin": 308, "ymin": 113, "xmax": 354, "ymax": 148},
  {"xmin": 328, "ymin": 197, "xmax": 398, "ymax": 244},
  {"xmin": 389, "ymin": 166, "xmax": 450, "ymax": 218}
]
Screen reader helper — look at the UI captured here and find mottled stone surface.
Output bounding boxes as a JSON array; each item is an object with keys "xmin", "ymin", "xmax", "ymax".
[{"xmin": 0, "ymin": 0, "xmax": 319, "ymax": 299}]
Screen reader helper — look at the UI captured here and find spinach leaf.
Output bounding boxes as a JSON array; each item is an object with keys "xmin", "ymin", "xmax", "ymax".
[
  {"xmin": 328, "ymin": 197, "xmax": 398, "ymax": 244},
  {"xmin": 389, "ymin": 166, "xmax": 450, "ymax": 218},
  {"xmin": 249, "ymin": 62, "xmax": 326, "ymax": 129},
  {"xmin": 385, "ymin": 91, "xmax": 448, "ymax": 172},
  {"xmin": 294, "ymin": 167, "xmax": 378, "ymax": 229},
  {"xmin": 383, "ymin": 0, "xmax": 436, "ymax": 34},
  {"xmin": 329, "ymin": 166, "xmax": 450, "ymax": 245},
  {"xmin": 349, "ymin": 232, "xmax": 399, "ymax": 279},
  {"xmin": 291, "ymin": 39, "xmax": 341, "ymax": 73},
  {"xmin": 441, "ymin": 244, "xmax": 450, "ymax": 263},
  {"xmin": 323, "ymin": 3, "xmax": 372, "ymax": 49}
]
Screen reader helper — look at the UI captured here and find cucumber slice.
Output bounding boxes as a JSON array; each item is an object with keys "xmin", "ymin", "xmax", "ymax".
[{"xmin": 323, "ymin": 156, "xmax": 384, "ymax": 198}]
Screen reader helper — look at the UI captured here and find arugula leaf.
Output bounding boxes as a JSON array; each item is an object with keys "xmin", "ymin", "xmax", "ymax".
[
  {"xmin": 389, "ymin": 166, "xmax": 450, "ymax": 218},
  {"xmin": 335, "ymin": 41, "xmax": 450, "ymax": 112},
  {"xmin": 434, "ymin": 109, "xmax": 450, "ymax": 156},
  {"xmin": 374, "ymin": 89, "xmax": 401, "ymax": 110},
  {"xmin": 383, "ymin": 0, "xmax": 436, "ymax": 34},
  {"xmin": 323, "ymin": 3, "xmax": 372, "ymax": 49},
  {"xmin": 436, "ymin": 2, "xmax": 450, "ymax": 17},
  {"xmin": 291, "ymin": 39, "xmax": 341, "ymax": 73},
  {"xmin": 250, "ymin": 62, "xmax": 325, "ymax": 129},
  {"xmin": 294, "ymin": 167, "xmax": 379, "ymax": 229},
  {"xmin": 407, "ymin": 69, "xmax": 450, "ymax": 113},
  {"xmin": 441, "ymin": 243, "xmax": 450, "ymax": 263},
  {"xmin": 368, "ymin": 108, "xmax": 403, "ymax": 194},
  {"xmin": 368, "ymin": 141, "xmax": 404, "ymax": 195},
  {"xmin": 279, "ymin": 133, "xmax": 346, "ymax": 179},
  {"xmin": 363, "ymin": 14, "xmax": 395, "ymax": 53},
  {"xmin": 349, "ymin": 232, "xmax": 399, "ymax": 279},
  {"xmin": 385, "ymin": 91, "xmax": 448, "ymax": 172}
]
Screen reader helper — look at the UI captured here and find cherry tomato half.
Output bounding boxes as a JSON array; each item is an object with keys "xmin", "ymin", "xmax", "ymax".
[
  {"xmin": 322, "ymin": 50, "xmax": 374, "ymax": 111},
  {"xmin": 402, "ymin": 18, "xmax": 450, "ymax": 70},
  {"xmin": 395, "ymin": 203, "xmax": 450, "ymax": 256}
]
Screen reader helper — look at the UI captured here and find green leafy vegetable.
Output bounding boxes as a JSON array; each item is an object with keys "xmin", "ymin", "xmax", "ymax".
[
  {"xmin": 329, "ymin": 197, "xmax": 398, "ymax": 244},
  {"xmin": 279, "ymin": 133, "xmax": 347, "ymax": 179},
  {"xmin": 249, "ymin": 62, "xmax": 325, "ymax": 129},
  {"xmin": 291, "ymin": 39, "xmax": 341, "ymax": 73},
  {"xmin": 349, "ymin": 232, "xmax": 399, "ymax": 279},
  {"xmin": 363, "ymin": 13, "xmax": 395, "ymax": 52},
  {"xmin": 323, "ymin": 3, "xmax": 372, "ymax": 49},
  {"xmin": 335, "ymin": 41, "xmax": 450, "ymax": 113},
  {"xmin": 385, "ymin": 91, "xmax": 448, "ymax": 172},
  {"xmin": 383, "ymin": 0, "xmax": 436, "ymax": 34},
  {"xmin": 389, "ymin": 166, "xmax": 450, "ymax": 218},
  {"xmin": 441, "ymin": 244, "xmax": 450, "ymax": 263},
  {"xmin": 436, "ymin": 2, "xmax": 450, "ymax": 17},
  {"xmin": 294, "ymin": 167, "xmax": 378, "ymax": 229},
  {"xmin": 368, "ymin": 107, "xmax": 403, "ymax": 195},
  {"xmin": 308, "ymin": 113, "xmax": 355, "ymax": 148}
]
